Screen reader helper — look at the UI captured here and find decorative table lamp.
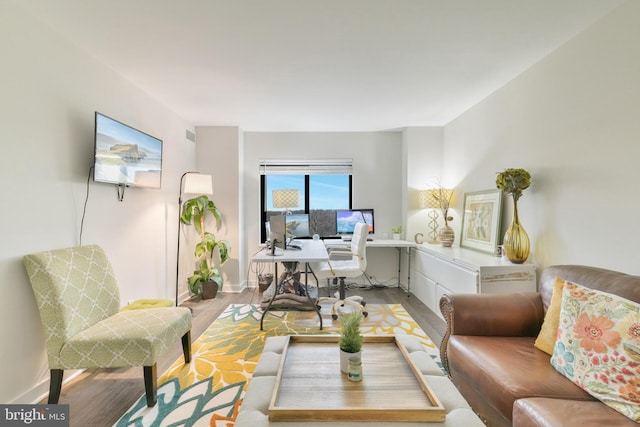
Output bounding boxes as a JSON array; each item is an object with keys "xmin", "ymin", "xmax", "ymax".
[
  {"xmin": 272, "ymin": 189, "xmax": 299, "ymax": 214},
  {"xmin": 419, "ymin": 189, "xmax": 441, "ymax": 244}
]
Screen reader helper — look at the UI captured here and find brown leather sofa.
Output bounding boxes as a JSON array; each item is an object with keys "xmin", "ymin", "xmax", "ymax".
[{"xmin": 439, "ymin": 265, "xmax": 640, "ymax": 427}]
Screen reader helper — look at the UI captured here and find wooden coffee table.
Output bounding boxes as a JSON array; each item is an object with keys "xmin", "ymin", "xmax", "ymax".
[{"xmin": 268, "ymin": 335, "xmax": 446, "ymax": 422}]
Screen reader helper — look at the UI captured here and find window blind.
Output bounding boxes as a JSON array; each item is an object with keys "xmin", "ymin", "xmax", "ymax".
[{"xmin": 259, "ymin": 159, "xmax": 353, "ymax": 175}]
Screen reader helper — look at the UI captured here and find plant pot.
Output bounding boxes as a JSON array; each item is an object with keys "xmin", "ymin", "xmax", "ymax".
[
  {"xmin": 258, "ymin": 273, "xmax": 274, "ymax": 293},
  {"xmin": 201, "ymin": 281, "xmax": 219, "ymax": 299},
  {"xmin": 393, "ymin": 233, "xmax": 401, "ymax": 240},
  {"xmin": 340, "ymin": 349, "xmax": 361, "ymax": 373}
]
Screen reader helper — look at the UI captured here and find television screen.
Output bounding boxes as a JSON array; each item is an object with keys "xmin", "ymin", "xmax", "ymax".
[
  {"xmin": 94, "ymin": 112, "xmax": 163, "ymax": 188},
  {"xmin": 336, "ymin": 209, "xmax": 375, "ymax": 235},
  {"xmin": 285, "ymin": 214, "xmax": 310, "ymax": 238}
]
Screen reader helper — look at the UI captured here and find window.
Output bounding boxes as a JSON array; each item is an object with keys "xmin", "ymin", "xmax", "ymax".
[{"xmin": 260, "ymin": 159, "xmax": 353, "ymax": 240}]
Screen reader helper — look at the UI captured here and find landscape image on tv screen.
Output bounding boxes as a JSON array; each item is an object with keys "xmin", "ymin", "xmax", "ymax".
[{"xmin": 94, "ymin": 112, "xmax": 163, "ymax": 188}]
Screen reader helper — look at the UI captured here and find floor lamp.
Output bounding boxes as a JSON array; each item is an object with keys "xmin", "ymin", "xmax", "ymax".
[{"xmin": 176, "ymin": 172, "xmax": 213, "ymax": 306}]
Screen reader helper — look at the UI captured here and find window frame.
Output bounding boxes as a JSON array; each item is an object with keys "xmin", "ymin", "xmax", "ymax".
[{"xmin": 260, "ymin": 172, "xmax": 353, "ymax": 241}]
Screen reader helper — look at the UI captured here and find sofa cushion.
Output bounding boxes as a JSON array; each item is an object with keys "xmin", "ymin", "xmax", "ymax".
[
  {"xmin": 551, "ymin": 282, "xmax": 640, "ymax": 422},
  {"xmin": 534, "ymin": 277, "xmax": 565, "ymax": 355},
  {"xmin": 513, "ymin": 397, "xmax": 638, "ymax": 427},
  {"xmin": 448, "ymin": 336, "xmax": 594, "ymax": 425}
]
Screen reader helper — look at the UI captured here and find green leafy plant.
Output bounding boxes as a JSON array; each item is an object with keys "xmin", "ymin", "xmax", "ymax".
[
  {"xmin": 391, "ymin": 226, "xmax": 403, "ymax": 234},
  {"xmin": 339, "ymin": 311, "xmax": 364, "ymax": 353},
  {"xmin": 180, "ymin": 195, "xmax": 231, "ymax": 295},
  {"xmin": 496, "ymin": 168, "xmax": 531, "ymax": 202}
]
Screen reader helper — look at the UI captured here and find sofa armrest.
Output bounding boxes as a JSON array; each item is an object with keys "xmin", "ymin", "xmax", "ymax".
[{"xmin": 439, "ymin": 292, "xmax": 544, "ymax": 374}]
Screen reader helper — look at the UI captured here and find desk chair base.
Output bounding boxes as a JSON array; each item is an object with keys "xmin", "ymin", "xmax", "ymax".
[{"xmin": 320, "ymin": 278, "xmax": 368, "ymax": 320}]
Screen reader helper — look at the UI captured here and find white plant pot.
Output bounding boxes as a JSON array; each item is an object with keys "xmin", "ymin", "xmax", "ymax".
[
  {"xmin": 340, "ymin": 349, "xmax": 361, "ymax": 373},
  {"xmin": 393, "ymin": 233, "xmax": 401, "ymax": 240}
]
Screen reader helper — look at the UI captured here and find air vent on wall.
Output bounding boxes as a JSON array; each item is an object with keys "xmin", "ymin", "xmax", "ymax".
[{"xmin": 185, "ymin": 129, "xmax": 196, "ymax": 142}]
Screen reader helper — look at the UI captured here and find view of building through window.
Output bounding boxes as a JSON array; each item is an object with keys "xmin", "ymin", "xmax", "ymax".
[{"xmin": 262, "ymin": 174, "xmax": 351, "ymax": 240}]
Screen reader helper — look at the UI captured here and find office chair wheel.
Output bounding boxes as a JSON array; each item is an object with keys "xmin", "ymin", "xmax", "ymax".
[
  {"xmin": 332, "ymin": 314, "xmax": 339, "ymax": 320},
  {"xmin": 363, "ymin": 311, "xmax": 368, "ymax": 318}
]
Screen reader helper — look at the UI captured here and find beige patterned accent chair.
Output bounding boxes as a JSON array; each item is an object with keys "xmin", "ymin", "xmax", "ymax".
[{"xmin": 23, "ymin": 245, "xmax": 192, "ymax": 407}]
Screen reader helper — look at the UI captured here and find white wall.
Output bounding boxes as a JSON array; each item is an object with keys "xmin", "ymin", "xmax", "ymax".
[
  {"xmin": 0, "ymin": 2, "xmax": 195, "ymax": 404},
  {"xmin": 403, "ymin": 127, "xmax": 444, "ymax": 241},
  {"xmin": 192, "ymin": 127, "xmax": 242, "ymax": 293},
  {"xmin": 442, "ymin": 0, "xmax": 640, "ymax": 274},
  {"xmin": 242, "ymin": 132, "xmax": 406, "ymax": 286}
]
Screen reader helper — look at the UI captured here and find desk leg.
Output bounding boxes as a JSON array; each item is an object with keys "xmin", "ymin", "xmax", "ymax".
[
  {"xmin": 396, "ymin": 247, "xmax": 402, "ymax": 288},
  {"xmin": 260, "ymin": 262, "xmax": 279, "ymax": 330},
  {"xmin": 406, "ymin": 246, "xmax": 412, "ymax": 296},
  {"xmin": 260, "ymin": 262, "xmax": 323, "ymax": 331},
  {"xmin": 304, "ymin": 262, "xmax": 323, "ymax": 330},
  {"xmin": 394, "ymin": 246, "xmax": 412, "ymax": 295}
]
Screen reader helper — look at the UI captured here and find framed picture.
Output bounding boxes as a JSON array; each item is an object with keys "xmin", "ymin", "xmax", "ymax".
[{"xmin": 460, "ymin": 189, "xmax": 503, "ymax": 254}]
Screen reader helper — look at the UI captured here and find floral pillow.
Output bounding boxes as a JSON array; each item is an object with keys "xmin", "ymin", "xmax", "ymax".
[{"xmin": 551, "ymin": 282, "xmax": 640, "ymax": 422}]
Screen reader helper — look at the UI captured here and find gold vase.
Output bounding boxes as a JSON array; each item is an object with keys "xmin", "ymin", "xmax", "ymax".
[{"xmin": 503, "ymin": 199, "xmax": 530, "ymax": 263}]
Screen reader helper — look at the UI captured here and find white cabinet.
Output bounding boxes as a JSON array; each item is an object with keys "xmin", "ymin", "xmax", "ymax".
[{"xmin": 412, "ymin": 244, "xmax": 537, "ymax": 319}]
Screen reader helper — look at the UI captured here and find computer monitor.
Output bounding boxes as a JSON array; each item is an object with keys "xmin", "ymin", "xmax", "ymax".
[
  {"xmin": 285, "ymin": 213, "xmax": 310, "ymax": 239},
  {"xmin": 269, "ymin": 215, "xmax": 286, "ymax": 252},
  {"xmin": 336, "ymin": 209, "xmax": 375, "ymax": 235}
]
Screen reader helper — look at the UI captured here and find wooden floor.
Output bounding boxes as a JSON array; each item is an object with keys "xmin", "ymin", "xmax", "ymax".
[{"xmin": 47, "ymin": 287, "xmax": 445, "ymax": 427}]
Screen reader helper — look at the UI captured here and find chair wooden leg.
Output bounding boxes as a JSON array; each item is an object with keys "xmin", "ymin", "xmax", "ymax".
[
  {"xmin": 49, "ymin": 369, "xmax": 63, "ymax": 404},
  {"xmin": 182, "ymin": 331, "xmax": 192, "ymax": 363},
  {"xmin": 144, "ymin": 364, "xmax": 157, "ymax": 407}
]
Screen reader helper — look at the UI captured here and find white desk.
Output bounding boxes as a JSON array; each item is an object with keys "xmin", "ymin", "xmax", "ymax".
[
  {"xmin": 323, "ymin": 239, "xmax": 416, "ymax": 291},
  {"xmin": 252, "ymin": 239, "xmax": 329, "ymax": 263},
  {"xmin": 252, "ymin": 240, "xmax": 329, "ymax": 330}
]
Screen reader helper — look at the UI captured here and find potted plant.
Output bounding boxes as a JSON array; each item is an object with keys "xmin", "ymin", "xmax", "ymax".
[
  {"xmin": 180, "ymin": 195, "xmax": 231, "ymax": 299},
  {"xmin": 391, "ymin": 226, "xmax": 403, "ymax": 240},
  {"xmin": 496, "ymin": 168, "xmax": 531, "ymax": 263},
  {"xmin": 339, "ymin": 311, "xmax": 364, "ymax": 373}
]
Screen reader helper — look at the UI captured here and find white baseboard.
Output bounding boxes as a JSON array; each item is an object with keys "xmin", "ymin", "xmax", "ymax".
[{"xmin": 10, "ymin": 369, "xmax": 84, "ymax": 404}]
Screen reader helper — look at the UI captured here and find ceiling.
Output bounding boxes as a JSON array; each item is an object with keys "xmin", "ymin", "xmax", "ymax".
[{"xmin": 16, "ymin": 0, "xmax": 625, "ymax": 131}]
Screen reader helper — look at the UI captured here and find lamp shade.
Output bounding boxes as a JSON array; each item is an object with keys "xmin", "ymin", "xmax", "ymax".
[
  {"xmin": 272, "ymin": 189, "xmax": 299, "ymax": 209},
  {"xmin": 183, "ymin": 173, "xmax": 213, "ymax": 195},
  {"xmin": 419, "ymin": 189, "xmax": 441, "ymax": 209}
]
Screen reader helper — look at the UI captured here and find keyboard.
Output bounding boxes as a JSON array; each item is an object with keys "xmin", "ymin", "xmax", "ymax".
[{"xmin": 287, "ymin": 240, "xmax": 304, "ymax": 250}]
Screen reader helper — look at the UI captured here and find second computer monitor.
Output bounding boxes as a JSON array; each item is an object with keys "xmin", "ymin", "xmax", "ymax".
[
  {"xmin": 285, "ymin": 213, "xmax": 310, "ymax": 238},
  {"xmin": 336, "ymin": 209, "xmax": 374, "ymax": 235}
]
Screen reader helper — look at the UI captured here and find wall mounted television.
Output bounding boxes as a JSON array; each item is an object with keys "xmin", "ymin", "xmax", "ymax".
[
  {"xmin": 93, "ymin": 112, "xmax": 163, "ymax": 189},
  {"xmin": 336, "ymin": 209, "xmax": 375, "ymax": 235}
]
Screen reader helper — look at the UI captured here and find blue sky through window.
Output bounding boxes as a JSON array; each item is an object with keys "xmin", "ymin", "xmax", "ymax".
[{"xmin": 266, "ymin": 175, "xmax": 349, "ymax": 210}]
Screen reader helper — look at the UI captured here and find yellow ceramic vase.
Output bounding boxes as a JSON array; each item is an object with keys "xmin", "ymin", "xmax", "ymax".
[{"xmin": 503, "ymin": 199, "xmax": 530, "ymax": 264}]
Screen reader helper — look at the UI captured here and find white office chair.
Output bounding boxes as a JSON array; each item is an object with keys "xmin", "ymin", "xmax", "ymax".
[{"xmin": 311, "ymin": 222, "xmax": 369, "ymax": 320}]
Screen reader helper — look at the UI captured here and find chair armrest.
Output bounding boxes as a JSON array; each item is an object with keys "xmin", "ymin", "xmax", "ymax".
[
  {"xmin": 439, "ymin": 292, "xmax": 544, "ymax": 374},
  {"xmin": 328, "ymin": 249, "xmax": 353, "ymax": 259}
]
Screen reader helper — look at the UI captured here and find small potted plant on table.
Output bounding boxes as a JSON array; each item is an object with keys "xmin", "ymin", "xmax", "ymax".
[
  {"xmin": 339, "ymin": 311, "xmax": 364, "ymax": 373},
  {"xmin": 391, "ymin": 226, "xmax": 403, "ymax": 240}
]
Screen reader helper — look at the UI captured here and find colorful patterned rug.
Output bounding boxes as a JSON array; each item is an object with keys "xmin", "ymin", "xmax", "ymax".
[{"xmin": 115, "ymin": 303, "xmax": 440, "ymax": 426}]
